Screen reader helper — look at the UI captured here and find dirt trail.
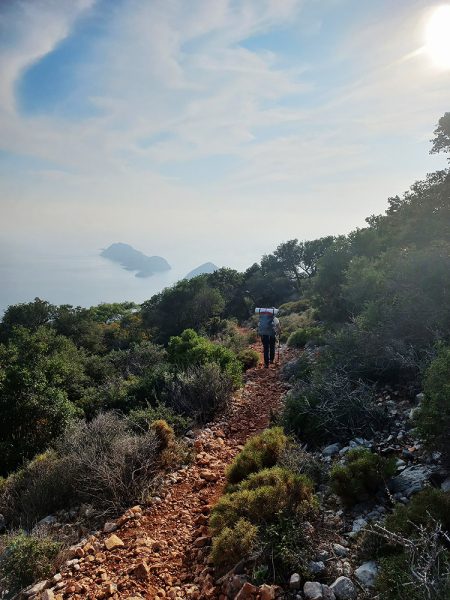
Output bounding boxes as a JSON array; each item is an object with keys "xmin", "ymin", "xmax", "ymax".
[{"xmin": 57, "ymin": 340, "xmax": 289, "ymax": 600}]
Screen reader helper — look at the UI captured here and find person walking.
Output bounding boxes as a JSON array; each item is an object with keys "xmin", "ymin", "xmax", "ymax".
[{"xmin": 257, "ymin": 307, "xmax": 281, "ymax": 368}]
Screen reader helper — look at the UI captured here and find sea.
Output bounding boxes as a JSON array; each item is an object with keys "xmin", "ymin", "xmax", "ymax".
[{"xmin": 0, "ymin": 246, "xmax": 199, "ymax": 316}]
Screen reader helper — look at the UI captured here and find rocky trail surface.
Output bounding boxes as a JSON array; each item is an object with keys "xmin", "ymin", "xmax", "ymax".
[{"xmin": 33, "ymin": 341, "xmax": 288, "ymax": 600}]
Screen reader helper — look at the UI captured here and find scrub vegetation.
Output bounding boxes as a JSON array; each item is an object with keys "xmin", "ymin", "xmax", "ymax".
[{"xmin": 2, "ymin": 114, "xmax": 450, "ymax": 597}]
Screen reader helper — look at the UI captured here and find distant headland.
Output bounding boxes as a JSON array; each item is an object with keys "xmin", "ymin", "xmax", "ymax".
[
  {"xmin": 100, "ymin": 243, "xmax": 171, "ymax": 277},
  {"xmin": 184, "ymin": 262, "xmax": 219, "ymax": 280}
]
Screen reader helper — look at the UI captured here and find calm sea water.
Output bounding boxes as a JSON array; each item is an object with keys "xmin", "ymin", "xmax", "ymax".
[{"xmin": 0, "ymin": 247, "xmax": 196, "ymax": 316}]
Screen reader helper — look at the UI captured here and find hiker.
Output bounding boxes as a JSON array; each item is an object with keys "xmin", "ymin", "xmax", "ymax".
[{"xmin": 256, "ymin": 307, "xmax": 281, "ymax": 368}]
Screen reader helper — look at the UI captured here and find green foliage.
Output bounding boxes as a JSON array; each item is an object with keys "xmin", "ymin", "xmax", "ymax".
[
  {"xmin": 237, "ymin": 349, "xmax": 260, "ymax": 370},
  {"xmin": 330, "ymin": 449, "xmax": 397, "ymax": 507},
  {"xmin": 225, "ymin": 428, "xmax": 287, "ymax": 486},
  {"xmin": 0, "ymin": 532, "xmax": 62, "ymax": 590},
  {"xmin": 141, "ymin": 276, "xmax": 226, "ymax": 342},
  {"xmin": 382, "ymin": 488, "xmax": 450, "ymax": 539},
  {"xmin": 0, "ymin": 326, "xmax": 78, "ymax": 475},
  {"xmin": 167, "ymin": 329, "xmax": 242, "ymax": 387},
  {"xmin": 282, "ymin": 371, "xmax": 385, "ymax": 447},
  {"xmin": 370, "ymin": 488, "xmax": 450, "ymax": 600},
  {"xmin": 210, "ymin": 467, "xmax": 315, "ymax": 535},
  {"xmin": 287, "ymin": 327, "xmax": 325, "ymax": 348},
  {"xmin": 430, "ymin": 111, "xmax": 450, "ymax": 157},
  {"xmin": 211, "ymin": 518, "xmax": 258, "ymax": 569},
  {"xmin": 278, "ymin": 299, "xmax": 311, "ymax": 315},
  {"xmin": 414, "ymin": 345, "xmax": 450, "ymax": 464},
  {"xmin": 128, "ymin": 401, "xmax": 189, "ymax": 436}
]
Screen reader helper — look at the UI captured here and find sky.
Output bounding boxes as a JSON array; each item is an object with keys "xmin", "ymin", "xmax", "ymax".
[{"xmin": 1, "ymin": 0, "xmax": 450, "ymax": 275}]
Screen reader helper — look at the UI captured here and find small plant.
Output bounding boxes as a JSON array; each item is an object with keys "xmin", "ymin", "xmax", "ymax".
[
  {"xmin": 0, "ymin": 532, "xmax": 62, "ymax": 590},
  {"xmin": 330, "ymin": 448, "xmax": 397, "ymax": 507},
  {"xmin": 225, "ymin": 428, "xmax": 287, "ymax": 486},
  {"xmin": 211, "ymin": 518, "xmax": 258, "ymax": 569},
  {"xmin": 237, "ymin": 349, "xmax": 260, "ymax": 370},
  {"xmin": 151, "ymin": 419, "xmax": 174, "ymax": 449},
  {"xmin": 287, "ymin": 327, "xmax": 325, "ymax": 348}
]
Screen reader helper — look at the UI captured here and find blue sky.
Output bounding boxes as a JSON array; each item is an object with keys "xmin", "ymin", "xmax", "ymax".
[{"xmin": 1, "ymin": 0, "xmax": 450, "ymax": 271}]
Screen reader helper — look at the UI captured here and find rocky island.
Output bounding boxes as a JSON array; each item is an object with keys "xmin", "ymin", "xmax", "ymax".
[
  {"xmin": 100, "ymin": 242, "xmax": 171, "ymax": 277},
  {"xmin": 184, "ymin": 262, "xmax": 218, "ymax": 280}
]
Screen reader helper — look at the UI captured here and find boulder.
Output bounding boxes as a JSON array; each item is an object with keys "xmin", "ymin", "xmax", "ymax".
[
  {"xmin": 235, "ymin": 582, "xmax": 257, "ymax": 600},
  {"xmin": 23, "ymin": 581, "xmax": 48, "ymax": 596},
  {"xmin": 329, "ymin": 577, "xmax": 357, "ymax": 599},
  {"xmin": 308, "ymin": 561, "xmax": 326, "ymax": 576},
  {"xmin": 37, "ymin": 515, "xmax": 58, "ymax": 527},
  {"xmin": 390, "ymin": 465, "xmax": 433, "ymax": 497},
  {"xmin": 322, "ymin": 586, "xmax": 336, "ymax": 600},
  {"xmin": 322, "ymin": 444, "xmax": 340, "ymax": 457},
  {"xmin": 303, "ymin": 582, "xmax": 324, "ymax": 599},
  {"xmin": 279, "ymin": 358, "xmax": 300, "ymax": 381},
  {"xmin": 441, "ymin": 477, "xmax": 450, "ymax": 492},
  {"xmin": 355, "ymin": 561, "xmax": 377, "ymax": 587}
]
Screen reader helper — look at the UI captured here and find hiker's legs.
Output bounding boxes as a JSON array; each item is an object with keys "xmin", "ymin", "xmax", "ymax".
[
  {"xmin": 269, "ymin": 336, "xmax": 276, "ymax": 363},
  {"xmin": 261, "ymin": 335, "xmax": 270, "ymax": 366}
]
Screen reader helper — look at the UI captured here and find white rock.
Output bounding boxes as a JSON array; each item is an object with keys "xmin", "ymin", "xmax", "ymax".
[
  {"xmin": 352, "ymin": 518, "xmax": 368, "ymax": 533},
  {"xmin": 290, "ymin": 573, "xmax": 301, "ymax": 589},
  {"xmin": 103, "ymin": 522, "xmax": 117, "ymax": 533},
  {"xmin": 303, "ymin": 581, "xmax": 323, "ymax": 599},
  {"xmin": 23, "ymin": 581, "xmax": 48, "ymax": 597},
  {"xmin": 333, "ymin": 544, "xmax": 348, "ymax": 557},
  {"xmin": 355, "ymin": 561, "xmax": 377, "ymax": 586},
  {"xmin": 329, "ymin": 576, "xmax": 357, "ymax": 599}
]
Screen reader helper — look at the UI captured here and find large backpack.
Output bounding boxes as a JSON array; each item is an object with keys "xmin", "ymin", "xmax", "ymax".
[{"xmin": 257, "ymin": 309, "xmax": 276, "ymax": 336}]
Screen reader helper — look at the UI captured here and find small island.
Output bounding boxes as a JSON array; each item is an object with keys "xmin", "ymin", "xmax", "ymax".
[
  {"xmin": 100, "ymin": 243, "xmax": 171, "ymax": 277},
  {"xmin": 184, "ymin": 262, "xmax": 219, "ymax": 280}
]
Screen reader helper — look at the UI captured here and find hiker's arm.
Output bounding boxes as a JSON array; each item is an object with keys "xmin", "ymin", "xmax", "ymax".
[{"xmin": 275, "ymin": 322, "xmax": 281, "ymax": 335}]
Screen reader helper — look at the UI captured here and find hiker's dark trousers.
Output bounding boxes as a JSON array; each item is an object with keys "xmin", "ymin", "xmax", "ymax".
[{"xmin": 261, "ymin": 335, "xmax": 276, "ymax": 366}]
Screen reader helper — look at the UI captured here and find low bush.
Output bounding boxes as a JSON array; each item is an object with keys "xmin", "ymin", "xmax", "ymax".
[
  {"xmin": 56, "ymin": 412, "xmax": 165, "ymax": 513},
  {"xmin": 225, "ymin": 428, "xmax": 287, "ymax": 487},
  {"xmin": 210, "ymin": 467, "xmax": 315, "ymax": 535},
  {"xmin": 211, "ymin": 518, "xmax": 258, "ymax": 569},
  {"xmin": 278, "ymin": 300, "xmax": 311, "ymax": 315},
  {"xmin": 287, "ymin": 327, "xmax": 326, "ymax": 348},
  {"xmin": 237, "ymin": 349, "xmax": 260, "ymax": 370},
  {"xmin": 282, "ymin": 371, "xmax": 386, "ymax": 447},
  {"xmin": 0, "ymin": 452, "xmax": 76, "ymax": 529},
  {"xmin": 129, "ymin": 401, "xmax": 189, "ymax": 436},
  {"xmin": 330, "ymin": 449, "xmax": 397, "ymax": 507},
  {"xmin": 167, "ymin": 329, "xmax": 242, "ymax": 387},
  {"xmin": 368, "ymin": 491, "xmax": 450, "ymax": 600},
  {"xmin": 414, "ymin": 345, "xmax": 450, "ymax": 466},
  {"xmin": 0, "ymin": 531, "xmax": 62, "ymax": 590}
]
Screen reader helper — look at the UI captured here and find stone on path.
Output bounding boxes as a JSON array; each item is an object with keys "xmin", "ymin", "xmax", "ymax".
[
  {"xmin": 104, "ymin": 534, "xmax": 125, "ymax": 551},
  {"xmin": 304, "ymin": 581, "xmax": 324, "ymax": 599},
  {"xmin": 355, "ymin": 561, "xmax": 377, "ymax": 586},
  {"xmin": 290, "ymin": 573, "xmax": 301, "ymax": 589},
  {"xmin": 329, "ymin": 577, "xmax": 357, "ymax": 599}
]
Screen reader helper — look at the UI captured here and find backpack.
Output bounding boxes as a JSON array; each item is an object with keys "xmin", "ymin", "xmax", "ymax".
[{"xmin": 257, "ymin": 309, "xmax": 276, "ymax": 336}]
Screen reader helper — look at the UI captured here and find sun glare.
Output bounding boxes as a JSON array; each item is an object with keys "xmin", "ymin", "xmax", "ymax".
[{"xmin": 427, "ymin": 6, "xmax": 450, "ymax": 68}]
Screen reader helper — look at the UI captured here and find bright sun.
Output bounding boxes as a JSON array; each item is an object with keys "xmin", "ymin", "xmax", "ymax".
[{"xmin": 427, "ymin": 6, "xmax": 450, "ymax": 68}]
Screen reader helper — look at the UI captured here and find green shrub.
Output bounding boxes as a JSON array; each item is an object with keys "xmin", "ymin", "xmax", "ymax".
[
  {"xmin": 210, "ymin": 467, "xmax": 315, "ymax": 535},
  {"xmin": 237, "ymin": 349, "xmax": 260, "ymax": 370},
  {"xmin": 282, "ymin": 372, "xmax": 385, "ymax": 447},
  {"xmin": 370, "ymin": 489, "xmax": 450, "ymax": 600},
  {"xmin": 225, "ymin": 428, "xmax": 287, "ymax": 486},
  {"xmin": 167, "ymin": 329, "xmax": 242, "ymax": 387},
  {"xmin": 211, "ymin": 518, "xmax": 258, "ymax": 569},
  {"xmin": 287, "ymin": 327, "xmax": 325, "ymax": 348},
  {"xmin": 0, "ymin": 452, "xmax": 76, "ymax": 529},
  {"xmin": 330, "ymin": 449, "xmax": 397, "ymax": 507},
  {"xmin": 383, "ymin": 488, "xmax": 450, "ymax": 538},
  {"xmin": 0, "ymin": 532, "xmax": 62, "ymax": 589},
  {"xmin": 278, "ymin": 300, "xmax": 311, "ymax": 315},
  {"xmin": 415, "ymin": 345, "xmax": 450, "ymax": 465},
  {"xmin": 128, "ymin": 401, "xmax": 189, "ymax": 436}
]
